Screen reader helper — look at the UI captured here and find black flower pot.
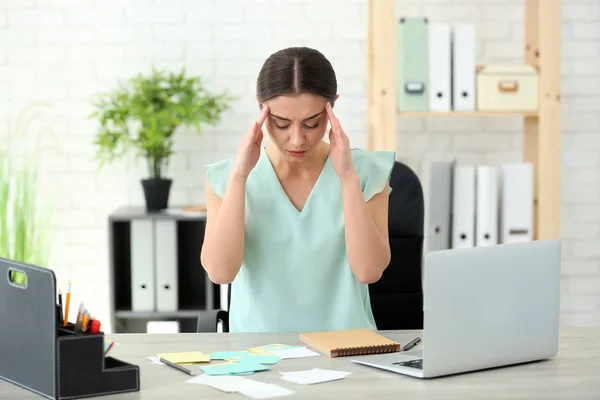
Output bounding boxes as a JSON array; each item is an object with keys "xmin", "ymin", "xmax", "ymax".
[{"xmin": 141, "ymin": 178, "xmax": 172, "ymax": 212}]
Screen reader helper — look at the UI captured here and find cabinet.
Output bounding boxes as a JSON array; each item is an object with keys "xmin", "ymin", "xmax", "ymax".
[{"xmin": 108, "ymin": 207, "xmax": 221, "ymax": 333}]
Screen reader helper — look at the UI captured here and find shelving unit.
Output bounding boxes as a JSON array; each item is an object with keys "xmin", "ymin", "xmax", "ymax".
[
  {"xmin": 367, "ymin": 0, "xmax": 561, "ymax": 241},
  {"xmin": 108, "ymin": 207, "xmax": 222, "ymax": 333}
]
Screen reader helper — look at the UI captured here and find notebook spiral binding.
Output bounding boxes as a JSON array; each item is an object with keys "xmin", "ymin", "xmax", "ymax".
[{"xmin": 334, "ymin": 344, "xmax": 401, "ymax": 357}]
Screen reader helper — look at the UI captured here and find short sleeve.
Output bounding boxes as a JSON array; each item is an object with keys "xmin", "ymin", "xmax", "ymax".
[
  {"xmin": 204, "ymin": 158, "xmax": 235, "ymax": 199},
  {"xmin": 351, "ymin": 149, "xmax": 396, "ymax": 202}
]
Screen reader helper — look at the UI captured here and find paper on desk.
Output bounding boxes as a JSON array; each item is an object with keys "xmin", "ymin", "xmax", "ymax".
[
  {"xmin": 200, "ymin": 360, "xmax": 270, "ymax": 376},
  {"xmin": 268, "ymin": 347, "xmax": 320, "ymax": 359},
  {"xmin": 279, "ymin": 368, "xmax": 352, "ymax": 385},
  {"xmin": 187, "ymin": 375, "xmax": 294, "ymax": 399},
  {"xmin": 211, "ymin": 350, "xmax": 281, "ymax": 364},
  {"xmin": 147, "ymin": 356, "xmax": 165, "ymax": 365},
  {"xmin": 156, "ymin": 351, "xmax": 210, "ymax": 364}
]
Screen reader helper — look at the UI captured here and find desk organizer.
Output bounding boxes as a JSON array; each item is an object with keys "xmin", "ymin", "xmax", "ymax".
[
  {"xmin": 56, "ymin": 320, "xmax": 139, "ymax": 399},
  {"xmin": 0, "ymin": 257, "xmax": 140, "ymax": 399}
]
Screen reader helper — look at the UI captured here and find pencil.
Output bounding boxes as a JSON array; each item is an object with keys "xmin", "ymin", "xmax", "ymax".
[
  {"xmin": 159, "ymin": 358, "xmax": 195, "ymax": 376},
  {"xmin": 63, "ymin": 282, "xmax": 71, "ymax": 326}
]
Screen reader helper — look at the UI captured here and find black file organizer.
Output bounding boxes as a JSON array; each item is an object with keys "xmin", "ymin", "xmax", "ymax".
[{"xmin": 0, "ymin": 257, "xmax": 140, "ymax": 399}]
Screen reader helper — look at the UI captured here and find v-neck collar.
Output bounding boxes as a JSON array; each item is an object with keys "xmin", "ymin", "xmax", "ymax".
[{"xmin": 260, "ymin": 146, "xmax": 331, "ymax": 215}]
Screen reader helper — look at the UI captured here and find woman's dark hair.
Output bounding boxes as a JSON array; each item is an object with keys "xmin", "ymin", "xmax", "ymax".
[{"xmin": 256, "ymin": 47, "xmax": 337, "ymax": 104}]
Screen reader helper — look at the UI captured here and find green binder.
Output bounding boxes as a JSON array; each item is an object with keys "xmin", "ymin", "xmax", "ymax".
[{"xmin": 397, "ymin": 17, "xmax": 429, "ymax": 112}]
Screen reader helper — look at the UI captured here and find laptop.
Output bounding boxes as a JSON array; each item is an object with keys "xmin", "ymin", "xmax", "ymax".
[{"xmin": 352, "ymin": 239, "xmax": 561, "ymax": 378}]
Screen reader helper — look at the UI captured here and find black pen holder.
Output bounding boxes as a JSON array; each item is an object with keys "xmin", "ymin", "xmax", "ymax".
[{"xmin": 56, "ymin": 307, "xmax": 139, "ymax": 399}]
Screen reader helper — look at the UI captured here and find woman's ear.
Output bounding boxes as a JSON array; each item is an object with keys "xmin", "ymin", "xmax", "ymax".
[{"xmin": 330, "ymin": 94, "xmax": 340, "ymax": 108}]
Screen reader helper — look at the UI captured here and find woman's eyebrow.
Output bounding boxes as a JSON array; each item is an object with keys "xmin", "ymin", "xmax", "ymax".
[{"xmin": 269, "ymin": 111, "xmax": 324, "ymax": 121}]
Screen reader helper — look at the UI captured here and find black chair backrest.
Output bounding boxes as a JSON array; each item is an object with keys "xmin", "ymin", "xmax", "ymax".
[{"xmin": 369, "ymin": 161, "xmax": 424, "ymax": 330}]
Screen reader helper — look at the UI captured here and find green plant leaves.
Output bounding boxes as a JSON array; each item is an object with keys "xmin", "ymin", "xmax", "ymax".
[{"xmin": 90, "ymin": 66, "xmax": 234, "ymax": 179}]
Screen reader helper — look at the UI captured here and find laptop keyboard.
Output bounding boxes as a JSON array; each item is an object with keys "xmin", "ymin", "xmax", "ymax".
[{"xmin": 392, "ymin": 359, "xmax": 423, "ymax": 369}]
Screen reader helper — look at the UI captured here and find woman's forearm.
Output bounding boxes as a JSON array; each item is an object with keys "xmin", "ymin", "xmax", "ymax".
[
  {"xmin": 341, "ymin": 173, "xmax": 391, "ymax": 284},
  {"xmin": 201, "ymin": 173, "xmax": 247, "ymax": 284}
]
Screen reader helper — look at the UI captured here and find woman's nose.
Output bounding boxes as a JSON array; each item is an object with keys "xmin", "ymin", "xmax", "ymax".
[{"xmin": 289, "ymin": 127, "xmax": 305, "ymax": 147}]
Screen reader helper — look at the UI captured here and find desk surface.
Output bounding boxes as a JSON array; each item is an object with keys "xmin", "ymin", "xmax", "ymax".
[{"xmin": 1, "ymin": 328, "xmax": 600, "ymax": 399}]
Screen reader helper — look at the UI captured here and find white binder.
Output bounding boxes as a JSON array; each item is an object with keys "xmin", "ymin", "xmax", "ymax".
[
  {"xmin": 452, "ymin": 164, "xmax": 475, "ymax": 249},
  {"xmin": 423, "ymin": 160, "xmax": 454, "ymax": 252},
  {"xmin": 452, "ymin": 23, "xmax": 476, "ymax": 111},
  {"xmin": 154, "ymin": 219, "xmax": 179, "ymax": 312},
  {"xmin": 131, "ymin": 219, "xmax": 155, "ymax": 312},
  {"xmin": 428, "ymin": 22, "xmax": 452, "ymax": 112},
  {"xmin": 500, "ymin": 163, "xmax": 534, "ymax": 243},
  {"xmin": 475, "ymin": 165, "xmax": 499, "ymax": 247}
]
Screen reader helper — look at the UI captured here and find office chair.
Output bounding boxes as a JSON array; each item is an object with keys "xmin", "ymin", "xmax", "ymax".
[{"xmin": 197, "ymin": 161, "xmax": 425, "ymax": 332}]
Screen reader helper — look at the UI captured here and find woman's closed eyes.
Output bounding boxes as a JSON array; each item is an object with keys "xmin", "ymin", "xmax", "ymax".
[{"xmin": 274, "ymin": 122, "xmax": 320, "ymax": 130}]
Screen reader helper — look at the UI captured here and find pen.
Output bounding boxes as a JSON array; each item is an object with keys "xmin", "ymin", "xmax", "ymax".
[
  {"xmin": 159, "ymin": 358, "xmax": 195, "ymax": 376},
  {"xmin": 63, "ymin": 282, "xmax": 71, "ymax": 326},
  {"xmin": 58, "ymin": 290, "xmax": 63, "ymax": 324},
  {"xmin": 402, "ymin": 337, "xmax": 421, "ymax": 352}
]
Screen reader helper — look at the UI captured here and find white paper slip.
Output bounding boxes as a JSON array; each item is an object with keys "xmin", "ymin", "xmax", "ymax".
[
  {"xmin": 186, "ymin": 375, "xmax": 294, "ymax": 399},
  {"xmin": 236, "ymin": 379, "xmax": 295, "ymax": 399},
  {"xmin": 268, "ymin": 347, "xmax": 320, "ymax": 359},
  {"xmin": 146, "ymin": 356, "xmax": 164, "ymax": 365},
  {"xmin": 185, "ymin": 375, "xmax": 246, "ymax": 393},
  {"xmin": 279, "ymin": 368, "xmax": 352, "ymax": 385}
]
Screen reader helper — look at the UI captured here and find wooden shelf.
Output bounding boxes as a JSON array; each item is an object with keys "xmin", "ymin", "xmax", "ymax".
[
  {"xmin": 397, "ymin": 111, "xmax": 539, "ymax": 117},
  {"xmin": 367, "ymin": 0, "xmax": 561, "ymax": 241}
]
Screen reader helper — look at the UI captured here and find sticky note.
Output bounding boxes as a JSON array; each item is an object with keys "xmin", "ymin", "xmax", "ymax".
[
  {"xmin": 210, "ymin": 351, "xmax": 246, "ymax": 360},
  {"xmin": 156, "ymin": 351, "xmax": 210, "ymax": 364},
  {"xmin": 268, "ymin": 347, "xmax": 320, "ymax": 359},
  {"xmin": 230, "ymin": 352, "xmax": 281, "ymax": 365},
  {"xmin": 200, "ymin": 360, "xmax": 269, "ymax": 376}
]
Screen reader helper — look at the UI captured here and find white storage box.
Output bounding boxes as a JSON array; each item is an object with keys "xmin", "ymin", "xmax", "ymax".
[{"xmin": 476, "ymin": 65, "xmax": 538, "ymax": 111}]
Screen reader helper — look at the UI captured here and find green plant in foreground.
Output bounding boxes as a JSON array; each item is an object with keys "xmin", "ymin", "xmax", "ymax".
[
  {"xmin": 1, "ymin": 105, "xmax": 55, "ymax": 285},
  {"xmin": 90, "ymin": 67, "xmax": 233, "ymax": 179}
]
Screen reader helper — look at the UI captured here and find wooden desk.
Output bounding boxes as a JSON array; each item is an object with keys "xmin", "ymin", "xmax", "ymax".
[{"xmin": 1, "ymin": 328, "xmax": 599, "ymax": 399}]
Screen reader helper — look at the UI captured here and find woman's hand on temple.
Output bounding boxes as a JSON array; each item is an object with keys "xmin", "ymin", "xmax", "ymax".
[
  {"xmin": 233, "ymin": 106, "xmax": 270, "ymax": 179},
  {"xmin": 326, "ymin": 103, "xmax": 357, "ymax": 182}
]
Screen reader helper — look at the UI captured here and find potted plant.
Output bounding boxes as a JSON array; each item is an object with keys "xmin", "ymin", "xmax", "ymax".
[{"xmin": 90, "ymin": 67, "xmax": 233, "ymax": 211}]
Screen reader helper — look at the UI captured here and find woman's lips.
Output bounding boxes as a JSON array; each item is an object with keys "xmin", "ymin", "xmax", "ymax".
[{"xmin": 287, "ymin": 150, "xmax": 307, "ymax": 158}]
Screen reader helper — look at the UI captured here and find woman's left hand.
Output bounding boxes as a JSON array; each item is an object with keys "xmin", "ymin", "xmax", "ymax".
[{"xmin": 326, "ymin": 103, "xmax": 357, "ymax": 182}]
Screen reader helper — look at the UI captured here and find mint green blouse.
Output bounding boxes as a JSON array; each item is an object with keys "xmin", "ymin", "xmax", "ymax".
[{"xmin": 204, "ymin": 147, "xmax": 396, "ymax": 333}]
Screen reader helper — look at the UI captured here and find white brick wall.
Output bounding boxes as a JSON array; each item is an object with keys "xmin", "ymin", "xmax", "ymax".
[{"xmin": 1, "ymin": 0, "xmax": 599, "ymax": 332}]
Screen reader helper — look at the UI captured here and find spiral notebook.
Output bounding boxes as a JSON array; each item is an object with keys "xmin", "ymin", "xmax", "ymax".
[{"xmin": 299, "ymin": 328, "xmax": 401, "ymax": 358}]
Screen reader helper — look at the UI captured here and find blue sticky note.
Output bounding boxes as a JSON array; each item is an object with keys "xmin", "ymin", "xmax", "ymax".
[
  {"xmin": 210, "ymin": 351, "xmax": 245, "ymax": 360},
  {"xmin": 233, "ymin": 353, "xmax": 281, "ymax": 365},
  {"xmin": 200, "ymin": 360, "xmax": 269, "ymax": 376}
]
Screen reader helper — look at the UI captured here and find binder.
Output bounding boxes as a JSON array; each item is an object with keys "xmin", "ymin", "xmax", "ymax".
[
  {"xmin": 428, "ymin": 22, "xmax": 452, "ymax": 112},
  {"xmin": 155, "ymin": 219, "xmax": 178, "ymax": 312},
  {"xmin": 500, "ymin": 163, "xmax": 534, "ymax": 243},
  {"xmin": 131, "ymin": 219, "xmax": 155, "ymax": 312},
  {"xmin": 299, "ymin": 328, "xmax": 400, "ymax": 358},
  {"xmin": 0, "ymin": 257, "xmax": 139, "ymax": 399},
  {"xmin": 397, "ymin": 17, "xmax": 429, "ymax": 112},
  {"xmin": 475, "ymin": 165, "xmax": 499, "ymax": 247},
  {"xmin": 422, "ymin": 160, "xmax": 454, "ymax": 252},
  {"xmin": 452, "ymin": 23, "xmax": 476, "ymax": 111},
  {"xmin": 451, "ymin": 164, "xmax": 475, "ymax": 248}
]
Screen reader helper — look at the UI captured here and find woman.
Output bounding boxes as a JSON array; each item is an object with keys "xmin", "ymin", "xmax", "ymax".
[{"xmin": 201, "ymin": 47, "xmax": 396, "ymax": 333}]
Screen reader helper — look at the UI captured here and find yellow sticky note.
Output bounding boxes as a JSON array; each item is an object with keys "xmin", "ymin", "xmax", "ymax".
[{"xmin": 157, "ymin": 351, "xmax": 210, "ymax": 364}]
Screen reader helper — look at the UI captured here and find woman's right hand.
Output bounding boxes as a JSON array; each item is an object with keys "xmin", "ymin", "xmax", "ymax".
[{"xmin": 233, "ymin": 105, "xmax": 270, "ymax": 179}]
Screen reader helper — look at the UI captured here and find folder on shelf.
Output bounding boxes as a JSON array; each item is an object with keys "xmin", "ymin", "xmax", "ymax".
[
  {"xmin": 397, "ymin": 17, "xmax": 429, "ymax": 112},
  {"xmin": 0, "ymin": 258, "xmax": 139, "ymax": 399},
  {"xmin": 451, "ymin": 23, "xmax": 476, "ymax": 111},
  {"xmin": 131, "ymin": 219, "xmax": 156, "ymax": 312},
  {"xmin": 475, "ymin": 165, "xmax": 499, "ymax": 247},
  {"xmin": 500, "ymin": 163, "xmax": 534, "ymax": 244},
  {"xmin": 423, "ymin": 160, "xmax": 455, "ymax": 252},
  {"xmin": 299, "ymin": 328, "xmax": 400, "ymax": 358},
  {"xmin": 451, "ymin": 164, "xmax": 475, "ymax": 249},
  {"xmin": 428, "ymin": 22, "xmax": 452, "ymax": 112},
  {"xmin": 155, "ymin": 219, "xmax": 179, "ymax": 312}
]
